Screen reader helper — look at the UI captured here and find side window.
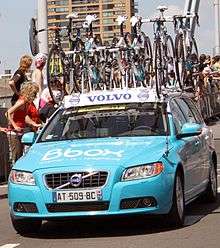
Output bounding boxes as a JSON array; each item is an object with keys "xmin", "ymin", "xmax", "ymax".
[
  {"xmin": 170, "ymin": 99, "xmax": 187, "ymax": 133},
  {"xmin": 175, "ymin": 98, "xmax": 197, "ymax": 123},
  {"xmin": 184, "ymin": 98, "xmax": 203, "ymax": 124}
]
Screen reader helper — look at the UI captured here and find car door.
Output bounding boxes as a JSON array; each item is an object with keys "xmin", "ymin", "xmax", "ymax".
[
  {"xmin": 175, "ymin": 97, "xmax": 205, "ymax": 193},
  {"xmin": 184, "ymin": 98, "xmax": 210, "ymax": 187},
  {"xmin": 169, "ymin": 98, "xmax": 199, "ymax": 200}
]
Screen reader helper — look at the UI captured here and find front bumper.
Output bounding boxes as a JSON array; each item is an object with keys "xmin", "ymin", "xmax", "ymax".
[{"xmin": 8, "ymin": 169, "xmax": 174, "ymax": 219}]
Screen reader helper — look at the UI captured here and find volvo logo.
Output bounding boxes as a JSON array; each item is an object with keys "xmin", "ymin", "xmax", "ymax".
[
  {"xmin": 70, "ymin": 174, "xmax": 82, "ymax": 187},
  {"xmin": 69, "ymin": 95, "xmax": 80, "ymax": 105},
  {"xmin": 138, "ymin": 90, "xmax": 149, "ymax": 101}
]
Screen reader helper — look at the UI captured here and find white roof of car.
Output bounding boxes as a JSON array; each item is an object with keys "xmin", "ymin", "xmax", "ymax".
[
  {"xmin": 64, "ymin": 88, "xmax": 159, "ymax": 108},
  {"xmin": 63, "ymin": 87, "xmax": 187, "ymax": 109}
]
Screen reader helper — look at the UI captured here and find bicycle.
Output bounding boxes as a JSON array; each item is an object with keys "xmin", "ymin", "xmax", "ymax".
[
  {"xmin": 46, "ymin": 25, "xmax": 71, "ymax": 103},
  {"xmin": 144, "ymin": 6, "xmax": 179, "ymax": 98},
  {"xmin": 65, "ymin": 14, "xmax": 105, "ymax": 93},
  {"xmin": 47, "ymin": 13, "xmax": 99, "ymax": 99},
  {"xmin": 109, "ymin": 16, "xmax": 139, "ymax": 89},
  {"xmin": 173, "ymin": 13, "xmax": 199, "ymax": 88},
  {"xmin": 128, "ymin": 16, "xmax": 153, "ymax": 87}
]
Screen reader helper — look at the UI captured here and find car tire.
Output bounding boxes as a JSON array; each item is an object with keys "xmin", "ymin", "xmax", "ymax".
[
  {"xmin": 167, "ymin": 170, "xmax": 185, "ymax": 227},
  {"xmin": 10, "ymin": 214, "xmax": 42, "ymax": 235},
  {"xmin": 203, "ymin": 160, "xmax": 217, "ymax": 203}
]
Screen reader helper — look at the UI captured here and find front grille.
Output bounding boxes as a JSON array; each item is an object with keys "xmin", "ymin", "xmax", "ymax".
[
  {"xmin": 45, "ymin": 171, "xmax": 108, "ymax": 189},
  {"xmin": 46, "ymin": 202, "xmax": 109, "ymax": 212}
]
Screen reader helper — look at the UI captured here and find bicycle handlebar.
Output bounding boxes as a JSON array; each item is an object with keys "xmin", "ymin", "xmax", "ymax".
[
  {"xmin": 142, "ymin": 17, "xmax": 173, "ymax": 23},
  {"xmin": 174, "ymin": 14, "xmax": 195, "ymax": 19},
  {"xmin": 65, "ymin": 45, "xmax": 134, "ymax": 55}
]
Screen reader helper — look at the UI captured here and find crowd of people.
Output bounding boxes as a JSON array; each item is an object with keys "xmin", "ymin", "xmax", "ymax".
[
  {"xmin": 192, "ymin": 54, "xmax": 220, "ymax": 118},
  {"xmin": 0, "ymin": 53, "xmax": 58, "ymax": 164}
]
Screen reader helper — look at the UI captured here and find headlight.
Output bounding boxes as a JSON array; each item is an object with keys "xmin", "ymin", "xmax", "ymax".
[
  {"xmin": 9, "ymin": 170, "xmax": 36, "ymax": 186},
  {"xmin": 122, "ymin": 162, "xmax": 164, "ymax": 181}
]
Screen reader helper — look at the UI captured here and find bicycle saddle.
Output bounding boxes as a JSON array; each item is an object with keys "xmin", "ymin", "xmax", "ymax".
[
  {"xmin": 66, "ymin": 12, "xmax": 78, "ymax": 19},
  {"xmin": 130, "ymin": 16, "xmax": 140, "ymax": 27},
  {"xmin": 85, "ymin": 14, "xmax": 97, "ymax": 25},
  {"xmin": 156, "ymin": 5, "xmax": 168, "ymax": 12},
  {"xmin": 116, "ymin": 16, "xmax": 127, "ymax": 25}
]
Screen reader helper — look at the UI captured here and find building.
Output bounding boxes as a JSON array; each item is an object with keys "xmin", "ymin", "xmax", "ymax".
[
  {"xmin": 0, "ymin": 73, "xmax": 13, "ymax": 108},
  {"xmin": 47, "ymin": 0, "xmax": 138, "ymax": 46}
]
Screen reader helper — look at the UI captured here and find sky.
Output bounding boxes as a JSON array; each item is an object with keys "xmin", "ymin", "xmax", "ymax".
[{"xmin": 0, "ymin": 0, "xmax": 215, "ymax": 74}]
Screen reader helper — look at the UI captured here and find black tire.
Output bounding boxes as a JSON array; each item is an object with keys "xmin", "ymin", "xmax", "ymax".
[
  {"xmin": 175, "ymin": 34, "xmax": 186, "ymax": 89},
  {"xmin": 47, "ymin": 45, "xmax": 68, "ymax": 104},
  {"xmin": 168, "ymin": 170, "xmax": 185, "ymax": 227},
  {"xmin": 142, "ymin": 33, "xmax": 153, "ymax": 87},
  {"xmin": 154, "ymin": 40, "xmax": 163, "ymax": 98},
  {"xmin": 29, "ymin": 18, "xmax": 39, "ymax": 56},
  {"xmin": 11, "ymin": 214, "xmax": 42, "ymax": 235},
  {"xmin": 203, "ymin": 160, "xmax": 217, "ymax": 203},
  {"xmin": 164, "ymin": 35, "xmax": 179, "ymax": 88}
]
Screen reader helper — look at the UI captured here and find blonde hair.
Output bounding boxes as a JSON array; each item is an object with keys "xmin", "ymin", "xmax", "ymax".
[
  {"xmin": 20, "ymin": 82, "xmax": 39, "ymax": 102},
  {"xmin": 19, "ymin": 55, "xmax": 33, "ymax": 73}
]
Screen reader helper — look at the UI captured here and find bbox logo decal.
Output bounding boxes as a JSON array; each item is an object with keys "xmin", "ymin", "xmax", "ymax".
[{"xmin": 41, "ymin": 148, "xmax": 124, "ymax": 161}]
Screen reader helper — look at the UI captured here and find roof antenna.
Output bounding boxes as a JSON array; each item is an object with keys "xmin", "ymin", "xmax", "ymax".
[{"xmin": 162, "ymin": 102, "xmax": 169, "ymax": 156}]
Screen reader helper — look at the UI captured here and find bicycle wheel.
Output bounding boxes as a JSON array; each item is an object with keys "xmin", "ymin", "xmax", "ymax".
[
  {"xmin": 164, "ymin": 35, "xmax": 179, "ymax": 88},
  {"xmin": 47, "ymin": 45, "xmax": 68, "ymax": 104},
  {"xmin": 142, "ymin": 33, "xmax": 153, "ymax": 87},
  {"xmin": 29, "ymin": 18, "xmax": 39, "ymax": 56},
  {"xmin": 190, "ymin": 38, "xmax": 199, "ymax": 89},
  {"xmin": 175, "ymin": 34, "xmax": 186, "ymax": 88},
  {"xmin": 69, "ymin": 52, "xmax": 84, "ymax": 93},
  {"xmin": 154, "ymin": 40, "xmax": 164, "ymax": 98}
]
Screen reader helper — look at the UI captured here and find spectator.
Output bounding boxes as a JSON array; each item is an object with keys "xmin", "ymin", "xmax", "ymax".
[
  {"xmin": 211, "ymin": 55, "xmax": 220, "ymax": 78},
  {"xmin": 32, "ymin": 53, "xmax": 47, "ymax": 109},
  {"xmin": 9, "ymin": 55, "xmax": 33, "ymax": 105},
  {"xmin": 198, "ymin": 54, "xmax": 207, "ymax": 72},
  {"xmin": 39, "ymin": 79, "xmax": 61, "ymax": 122},
  {"xmin": 27, "ymin": 102, "xmax": 42, "ymax": 132},
  {"xmin": 6, "ymin": 83, "xmax": 41, "ymax": 163}
]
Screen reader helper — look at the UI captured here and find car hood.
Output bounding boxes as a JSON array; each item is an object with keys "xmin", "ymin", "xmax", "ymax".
[{"xmin": 15, "ymin": 137, "xmax": 169, "ymax": 171}]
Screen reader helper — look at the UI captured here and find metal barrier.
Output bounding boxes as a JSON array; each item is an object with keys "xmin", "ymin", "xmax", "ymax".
[
  {"xmin": 196, "ymin": 79, "xmax": 220, "ymax": 120},
  {"xmin": 0, "ymin": 108, "xmax": 10, "ymax": 183}
]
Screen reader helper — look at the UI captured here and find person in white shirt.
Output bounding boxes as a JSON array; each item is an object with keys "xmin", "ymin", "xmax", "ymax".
[{"xmin": 32, "ymin": 53, "xmax": 47, "ymax": 109}]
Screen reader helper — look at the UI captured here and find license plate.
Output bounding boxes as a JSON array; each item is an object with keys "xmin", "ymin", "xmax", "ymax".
[{"xmin": 53, "ymin": 189, "xmax": 102, "ymax": 203}]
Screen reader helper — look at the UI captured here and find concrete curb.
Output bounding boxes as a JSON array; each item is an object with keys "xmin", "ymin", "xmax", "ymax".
[{"xmin": 0, "ymin": 184, "xmax": 8, "ymax": 200}]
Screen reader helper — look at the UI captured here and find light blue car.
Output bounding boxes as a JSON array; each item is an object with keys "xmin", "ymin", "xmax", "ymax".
[{"xmin": 8, "ymin": 90, "xmax": 217, "ymax": 234}]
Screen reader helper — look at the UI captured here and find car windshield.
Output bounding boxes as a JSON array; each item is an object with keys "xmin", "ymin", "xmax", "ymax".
[{"xmin": 38, "ymin": 103, "xmax": 167, "ymax": 142}]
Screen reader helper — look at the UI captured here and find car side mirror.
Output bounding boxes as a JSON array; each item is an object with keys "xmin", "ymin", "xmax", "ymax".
[
  {"xmin": 21, "ymin": 132, "xmax": 37, "ymax": 146},
  {"xmin": 176, "ymin": 123, "xmax": 202, "ymax": 139}
]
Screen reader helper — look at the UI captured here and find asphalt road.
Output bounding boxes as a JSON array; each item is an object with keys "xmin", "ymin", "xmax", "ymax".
[{"xmin": 0, "ymin": 130, "xmax": 220, "ymax": 248}]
